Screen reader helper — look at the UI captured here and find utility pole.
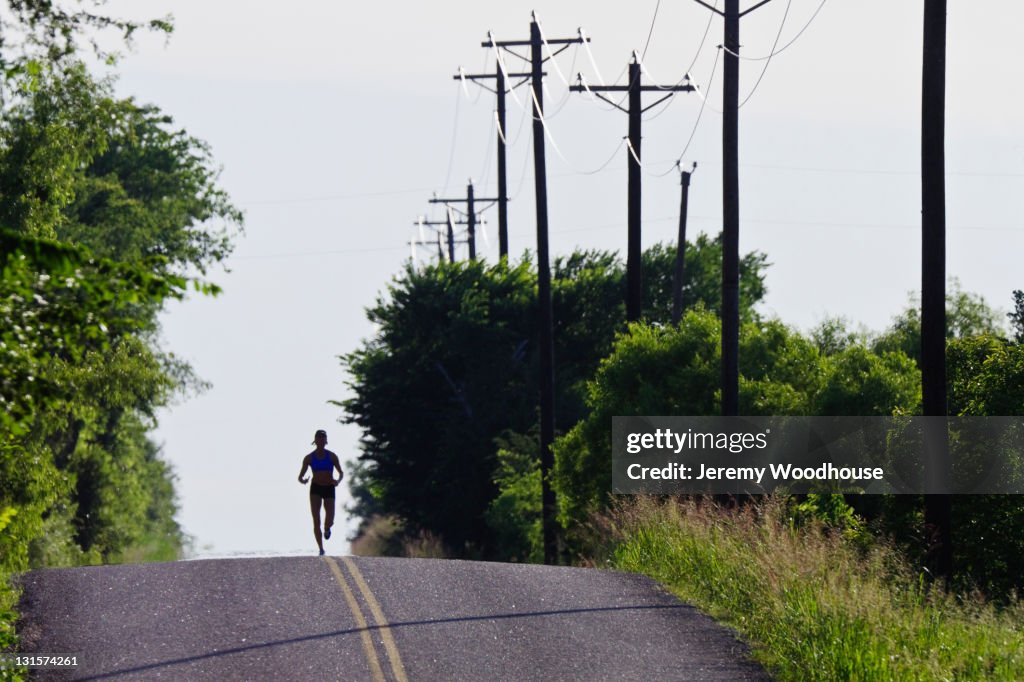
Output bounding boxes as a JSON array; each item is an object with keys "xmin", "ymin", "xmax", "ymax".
[
  {"xmin": 921, "ymin": 0, "xmax": 952, "ymax": 583},
  {"xmin": 455, "ymin": 65, "xmax": 534, "ymax": 258},
  {"xmin": 691, "ymin": 0, "xmax": 774, "ymax": 416},
  {"xmin": 673, "ymin": 163, "xmax": 697, "ymax": 326},
  {"xmin": 431, "ymin": 181, "xmax": 499, "ymax": 260},
  {"xmin": 417, "ymin": 210, "xmax": 470, "ymax": 263},
  {"xmin": 570, "ymin": 55, "xmax": 694, "ymax": 322},
  {"xmin": 489, "ymin": 14, "xmax": 586, "ymax": 565}
]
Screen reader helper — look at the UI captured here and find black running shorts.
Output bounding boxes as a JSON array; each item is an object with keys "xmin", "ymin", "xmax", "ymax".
[{"xmin": 310, "ymin": 482, "xmax": 336, "ymax": 499}]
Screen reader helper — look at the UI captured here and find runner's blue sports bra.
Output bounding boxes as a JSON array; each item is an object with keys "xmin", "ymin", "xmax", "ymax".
[{"xmin": 310, "ymin": 451, "xmax": 333, "ymax": 472}]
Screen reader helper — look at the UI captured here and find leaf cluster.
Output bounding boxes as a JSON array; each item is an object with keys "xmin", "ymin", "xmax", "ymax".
[
  {"xmin": 0, "ymin": 229, "xmax": 184, "ymax": 431},
  {"xmin": 0, "ymin": 1, "xmax": 172, "ymax": 81}
]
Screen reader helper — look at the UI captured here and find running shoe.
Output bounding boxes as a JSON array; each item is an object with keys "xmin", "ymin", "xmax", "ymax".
[
  {"xmin": 319, "ymin": 548, "xmax": 325, "ymax": 556},
  {"xmin": 324, "ymin": 527, "xmax": 332, "ymax": 540}
]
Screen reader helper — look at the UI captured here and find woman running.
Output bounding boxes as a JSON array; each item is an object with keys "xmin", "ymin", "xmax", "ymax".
[{"xmin": 297, "ymin": 429, "xmax": 344, "ymax": 556}]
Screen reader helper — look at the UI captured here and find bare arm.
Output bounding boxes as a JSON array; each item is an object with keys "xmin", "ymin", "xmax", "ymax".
[
  {"xmin": 332, "ymin": 454, "xmax": 343, "ymax": 486},
  {"xmin": 298, "ymin": 455, "xmax": 310, "ymax": 484}
]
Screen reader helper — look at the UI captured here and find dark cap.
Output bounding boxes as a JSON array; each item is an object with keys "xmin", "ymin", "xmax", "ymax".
[{"xmin": 312, "ymin": 429, "xmax": 327, "ymax": 444}]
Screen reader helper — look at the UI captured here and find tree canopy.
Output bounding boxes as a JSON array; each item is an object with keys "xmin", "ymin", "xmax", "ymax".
[
  {"xmin": 0, "ymin": 55, "xmax": 241, "ymax": 581},
  {"xmin": 340, "ymin": 239, "xmax": 769, "ymax": 556}
]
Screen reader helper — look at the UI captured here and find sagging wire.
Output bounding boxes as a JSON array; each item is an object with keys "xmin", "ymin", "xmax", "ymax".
[
  {"xmin": 529, "ymin": 82, "xmax": 626, "ymax": 176},
  {"xmin": 495, "ymin": 110, "xmax": 508, "ymax": 146},
  {"xmin": 635, "ymin": 49, "xmax": 690, "ymax": 92},
  {"xmin": 647, "ymin": 46, "xmax": 721, "ymax": 178},
  {"xmin": 478, "ymin": 111, "xmax": 495, "ymax": 191},
  {"xmin": 575, "ymin": 71, "xmax": 627, "ymax": 114},
  {"xmin": 457, "ymin": 65, "xmax": 485, "ymax": 104},
  {"xmin": 738, "ymin": 0, "xmax": 791, "ymax": 108},
  {"xmin": 578, "ymin": 27, "xmax": 633, "ymax": 111},
  {"xmin": 689, "ymin": 47, "xmax": 724, "ymax": 116},
  {"xmin": 722, "ymin": 0, "xmax": 827, "ymax": 61},
  {"xmin": 505, "ymin": 82, "xmax": 531, "ymax": 146},
  {"xmin": 534, "ymin": 12, "xmax": 571, "ymax": 87},
  {"xmin": 479, "ymin": 219, "xmax": 491, "ymax": 250},
  {"xmin": 441, "ymin": 86, "xmax": 462, "ymax": 197},
  {"xmin": 539, "ymin": 42, "xmax": 580, "ymax": 120},
  {"xmin": 579, "ymin": 28, "xmax": 605, "ymax": 84},
  {"xmin": 488, "ymin": 30, "xmax": 527, "ymax": 110},
  {"xmin": 684, "ymin": 0, "xmax": 718, "ymax": 80},
  {"xmin": 641, "ymin": 0, "xmax": 662, "ymax": 61},
  {"xmin": 626, "ymin": 136, "xmax": 642, "ymax": 168},
  {"xmin": 510, "ymin": 136, "xmax": 532, "ymax": 200},
  {"xmin": 488, "ymin": 29, "xmax": 551, "ymax": 125}
]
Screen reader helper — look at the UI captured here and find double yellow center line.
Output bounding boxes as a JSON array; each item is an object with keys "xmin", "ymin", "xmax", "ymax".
[{"xmin": 323, "ymin": 556, "xmax": 409, "ymax": 682}]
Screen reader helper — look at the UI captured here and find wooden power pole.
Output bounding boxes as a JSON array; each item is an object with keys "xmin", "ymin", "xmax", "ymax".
[
  {"xmin": 673, "ymin": 164, "xmax": 697, "ymax": 326},
  {"xmin": 692, "ymin": 0, "xmax": 774, "ymax": 416},
  {"xmin": 921, "ymin": 0, "xmax": 952, "ymax": 582},
  {"xmin": 488, "ymin": 15, "xmax": 586, "ymax": 565},
  {"xmin": 455, "ymin": 65, "xmax": 534, "ymax": 258},
  {"xmin": 431, "ymin": 181, "xmax": 499, "ymax": 260},
  {"xmin": 570, "ymin": 55, "xmax": 694, "ymax": 322}
]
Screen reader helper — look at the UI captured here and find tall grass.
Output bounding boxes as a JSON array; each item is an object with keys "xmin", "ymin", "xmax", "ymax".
[{"xmin": 593, "ymin": 496, "xmax": 1024, "ymax": 681}]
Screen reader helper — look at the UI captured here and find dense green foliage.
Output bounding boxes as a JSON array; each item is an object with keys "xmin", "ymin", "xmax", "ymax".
[
  {"xmin": 345, "ymin": 263, "xmax": 1024, "ymax": 601},
  {"xmin": 340, "ymin": 239, "xmax": 769, "ymax": 557},
  {"xmin": 0, "ymin": 14, "xmax": 241, "ymax": 667},
  {"xmin": 0, "ymin": 61, "xmax": 241, "ymax": 279},
  {"xmin": 551, "ymin": 310, "xmax": 921, "ymax": 534},
  {"xmin": 552, "ymin": 294, "xmax": 1024, "ymax": 598},
  {"xmin": 0, "ymin": 56, "xmax": 241, "ymax": 566}
]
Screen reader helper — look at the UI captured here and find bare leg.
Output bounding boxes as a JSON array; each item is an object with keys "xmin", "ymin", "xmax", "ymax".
[
  {"xmin": 310, "ymin": 494, "xmax": 324, "ymax": 553},
  {"xmin": 324, "ymin": 494, "xmax": 336, "ymax": 538}
]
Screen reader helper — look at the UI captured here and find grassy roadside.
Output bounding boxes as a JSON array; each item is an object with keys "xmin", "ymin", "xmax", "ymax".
[{"xmin": 591, "ymin": 496, "xmax": 1023, "ymax": 681}]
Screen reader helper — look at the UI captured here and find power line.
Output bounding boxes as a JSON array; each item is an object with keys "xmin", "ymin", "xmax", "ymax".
[
  {"xmin": 571, "ymin": 55, "xmax": 694, "ymax": 321},
  {"xmin": 722, "ymin": 0, "xmax": 828, "ymax": 61},
  {"xmin": 738, "ymin": 0, "xmax": 791, "ymax": 108},
  {"xmin": 233, "ymin": 245, "xmax": 408, "ymax": 260},
  {"xmin": 684, "ymin": 0, "xmax": 718, "ymax": 80},
  {"xmin": 641, "ymin": 0, "xmax": 662, "ymax": 60},
  {"xmin": 442, "ymin": 85, "xmax": 462, "ymax": 196},
  {"xmin": 645, "ymin": 47, "xmax": 721, "ymax": 178},
  {"xmin": 233, "ymin": 214, "xmax": 1023, "ymax": 260},
  {"xmin": 242, "ymin": 186, "xmax": 437, "ymax": 206},
  {"xmin": 237, "ymin": 159, "xmax": 1024, "ymax": 207}
]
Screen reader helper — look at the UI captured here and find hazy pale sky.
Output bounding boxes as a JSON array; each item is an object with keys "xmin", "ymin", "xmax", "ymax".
[{"xmin": 90, "ymin": 1, "xmax": 1024, "ymax": 556}]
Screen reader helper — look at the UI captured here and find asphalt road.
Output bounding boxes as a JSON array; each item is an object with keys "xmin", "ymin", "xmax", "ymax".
[{"xmin": 16, "ymin": 556, "xmax": 771, "ymax": 681}]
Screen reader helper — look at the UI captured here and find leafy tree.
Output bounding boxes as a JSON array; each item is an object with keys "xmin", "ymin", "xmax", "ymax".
[
  {"xmin": 642, "ymin": 235, "xmax": 768, "ymax": 324},
  {"xmin": 552, "ymin": 312, "xmax": 721, "ymax": 529},
  {"xmin": 0, "ymin": 61, "xmax": 239, "ymax": 576},
  {"xmin": 484, "ymin": 431, "xmax": 542, "ymax": 563},
  {"xmin": 0, "ymin": 62, "xmax": 242, "ymax": 281},
  {"xmin": 341, "ymin": 258, "xmax": 539, "ymax": 555},
  {"xmin": 552, "ymin": 312, "xmax": 921, "ymax": 534},
  {"xmin": 342, "ymin": 240, "xmax": 770, "ymax": 556},
  {"xmin": 810, "ymin": 317, "xmax": 866, "ymax": 356},
  {"xmin": 815, "ymin": 346, "xmax": 920, "ymax": 416},
  {"xmin": 0, "ymin": 231, "xmax": 187, "ymax": 573},
  {"xmin": 945, "ymin": 335, "xmax": 1024, "ymax": 600},
  {"xmin": 0, "ymin": 230, "xmax": 185, "ymax": 429},
  {"xmin": 1008, "ymin": 290, "xmax": 1024, "ymax": 344},
  {"xmin": 873, "ymin": 281, "xmax": 1005, "ymax": 363}
]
